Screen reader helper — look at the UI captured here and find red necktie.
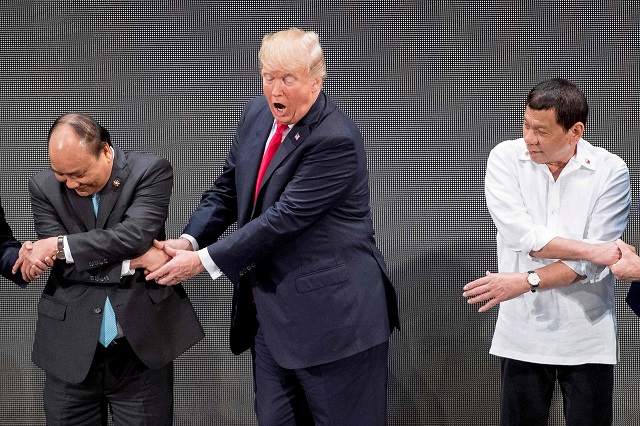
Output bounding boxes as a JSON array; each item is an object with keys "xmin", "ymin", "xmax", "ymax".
[{"xmin": 254, "ymin": 122, "xmax": 288, "ymax": 202}]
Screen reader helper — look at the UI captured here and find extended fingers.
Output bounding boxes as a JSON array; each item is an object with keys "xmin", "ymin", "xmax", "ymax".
[
  {"xmin": 478, "ymin": 298, "xmax": 499, "ymax": 313},
  {"xmin": 465, "ymin": 290, "xmax": 492, "ymax": 304},
  {"xmin": 145, "ymin": 264, "xmax": 166, "ymax": 281},
  {"xmin": 12, "ymin": 256, "xmax": 23, "ymax": 274},
  {"xmin": 463, "ymin": 275, "xmax": 491, "ymax": 292},
  {"xmin": 146, "ymin": 260, "xmax": 178, "ymax": 284}
]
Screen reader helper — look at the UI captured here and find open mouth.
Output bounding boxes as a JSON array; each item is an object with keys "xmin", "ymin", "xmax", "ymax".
[{"xmin": 274, "ymin": 103, "xmax": 286, "ymax": 112}]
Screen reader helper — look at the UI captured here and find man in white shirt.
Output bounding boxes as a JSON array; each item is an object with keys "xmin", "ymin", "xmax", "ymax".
[{"xmin": 463, "ymin": 78, "xmax": 630, "ymax": 425}]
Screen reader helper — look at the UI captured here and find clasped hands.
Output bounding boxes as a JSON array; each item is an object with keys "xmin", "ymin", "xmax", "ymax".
[
  {"xmin": 463, "ymin": 239, "xmax": 638, "ymax": 312},
  {"xmin": 10, "ymin": 237, "xmax": 205, "ymax": 285},
  {"xmin": 12, "ymin": 237, "xmax": 57, "ymax": 282},
  {"xmin": 609, "ymin": 239, "xmax": 640, "ymax": 282},
  {"xmin": 143, "ymin": 238, "xmax": 206, "ymax": 286}
]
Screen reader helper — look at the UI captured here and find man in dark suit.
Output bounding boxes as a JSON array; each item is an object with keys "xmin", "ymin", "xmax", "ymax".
[
  {"xmin": 0, "ymin": 201, "xmax": 29, "ymax": 285},
  {"xmin": 1, "ymin": 201, "xmax": 54, "ymax": 284},
  {"xmin": 15, "ymin": 113, "xmax": 204, "ymax": 425},
  {"xmin": 148, "ymin": 28, "xmax": 399, "ymax": 425}
]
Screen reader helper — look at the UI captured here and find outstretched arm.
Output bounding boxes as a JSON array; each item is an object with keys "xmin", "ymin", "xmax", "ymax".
[{"xmin": 463, "ymin": 261, "xmax": 582, "ymax": 312}]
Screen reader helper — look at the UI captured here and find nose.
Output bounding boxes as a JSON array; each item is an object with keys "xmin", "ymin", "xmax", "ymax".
[
  {"xmin": 270, "ymin": 80, "xmax": 284, "ymax": 96},
  {"xmin": 65, "ymin": 179, "xmax": 80, "ymax": 189},
  {"xmin": 523, "ymin": 127, "xmax": 537, "ymax": 145}
]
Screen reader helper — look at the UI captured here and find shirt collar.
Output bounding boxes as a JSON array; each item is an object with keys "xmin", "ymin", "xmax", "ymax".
[
  {"xmin": 518, "ymin": 138, "xmax": 596, "ymax": 171},
  {"xmin": 573, "ymin": 139, "xmax": 596, "ymax": 170}
]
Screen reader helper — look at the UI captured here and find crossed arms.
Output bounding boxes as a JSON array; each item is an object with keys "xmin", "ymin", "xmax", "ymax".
[
  {"xmin": 463, "ymin": 142, "xmax": 631, "ymax": 312},
  {"xmin": 13, "ymin": 155, "xmax": 173, "ymax": 283}
]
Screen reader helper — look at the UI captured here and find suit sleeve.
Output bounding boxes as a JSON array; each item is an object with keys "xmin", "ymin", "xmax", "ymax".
[
  {"xmin": 0, "ymin": 203, "xmax": 27, "ymax": 286},
  {"xmin": 207, "ymin": 120, "xmax": 359, "ymax": 283},
  {"xmin": 182, "ymin": 142, "xmax": 239, "ymax": 247},
  {"xmin": 30, "ymin": 156, "xmax": 173, "ymax": 280}
]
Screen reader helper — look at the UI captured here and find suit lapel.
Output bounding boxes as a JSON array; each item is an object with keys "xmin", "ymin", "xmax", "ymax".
[
  {"xmin": 96, "ymin": 145, "xmax": 130, "ymax": 229},
  {"xmin": 65, "ymin": 190, "xmax": 96, "ymax": 231},
  {"xmin": 260, "ymin": 126, "xmax": 306, "ymax": 188},
  {"xmin": 253, "ymin": 92, "xmax": 329, "ymax": 205},
  {"xmin": 238, "ymin": 112, "xmax": 272, "ymax": 221}
]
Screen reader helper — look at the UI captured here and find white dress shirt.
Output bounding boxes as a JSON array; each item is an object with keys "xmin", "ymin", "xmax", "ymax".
[{"xmin": 486, "ymin": 137, "xmax": 630, "ymax": 365}]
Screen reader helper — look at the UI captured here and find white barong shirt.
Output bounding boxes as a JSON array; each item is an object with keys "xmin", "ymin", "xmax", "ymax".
[{"xmin": 486, "ymin": 137, "xmax": 630, "ymax": 365}]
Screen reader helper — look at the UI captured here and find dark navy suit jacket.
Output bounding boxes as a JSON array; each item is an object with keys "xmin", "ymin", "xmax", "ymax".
[
  {"xmin": 29, "ymin": 145, "xmax": 204, "ymax": 383},
  {"xmin": 0, "ymin": 200, "xmax": 26, "ymax": 286},
  {"xmin": 184, "ymin": 92, "xmax": 399, "ymax": 369}
]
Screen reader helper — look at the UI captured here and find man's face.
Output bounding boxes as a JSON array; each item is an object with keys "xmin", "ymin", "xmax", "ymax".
[
  {"xmin": 262, "ymin": 65, "xmax": 321, "ymax": 125},
  {"xmin": 522, "ymin": 106, "xmax": 582, "ymax": 165},
  {"xmin": 49, "ymin": 125, "xmax": 113, "ymax": 197}
]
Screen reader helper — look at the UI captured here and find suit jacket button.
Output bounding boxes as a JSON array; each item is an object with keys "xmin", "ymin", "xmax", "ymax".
[{"xmin": 94, "ymin": 307, "xmax": 102, "ymax": 314}]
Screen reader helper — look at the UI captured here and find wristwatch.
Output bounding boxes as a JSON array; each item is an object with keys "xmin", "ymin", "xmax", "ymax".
[
  {"xmin": 527, "ymin": 270, "xmax": 540, "ymax": 292},
  {"xmin": 56, "ymin": 236, "xmax": 66, "ymax": 260}
]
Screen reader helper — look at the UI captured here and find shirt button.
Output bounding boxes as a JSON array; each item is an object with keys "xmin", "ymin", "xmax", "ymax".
[{"xmin": 94, "ymin": 307, "xmax": 102, "ymax": 314}]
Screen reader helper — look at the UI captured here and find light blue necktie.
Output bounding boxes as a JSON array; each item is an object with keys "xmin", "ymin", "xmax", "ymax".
[{"xmin": 93, "ymin": 193, "xmax": 117, "ymax": 347}]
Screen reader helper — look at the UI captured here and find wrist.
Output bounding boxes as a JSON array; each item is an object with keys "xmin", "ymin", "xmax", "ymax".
[
  {"xmin": 181, "ymin": 237, "xmax": 194, "ymax": 251},
  {"xmin": 130, "ymin": 251, "xmax": 146, "ymax": 270},
  {"xmin": 579, "ymin": 241, "xmax": 595, "ymax": 263}
]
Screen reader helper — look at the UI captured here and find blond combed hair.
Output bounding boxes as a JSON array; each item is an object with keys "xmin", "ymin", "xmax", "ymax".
[{"xmin": 259, "ymin": 28, "xmax": 326, "ymax": 81}]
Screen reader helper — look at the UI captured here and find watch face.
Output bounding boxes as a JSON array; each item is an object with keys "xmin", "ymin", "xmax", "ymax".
[{"xmin": 528, "ymin": 272, "xmax": 540, "ymax": 285}]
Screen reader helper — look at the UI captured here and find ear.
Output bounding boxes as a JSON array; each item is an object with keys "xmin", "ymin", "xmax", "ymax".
[
  {"xmin": 569, "ymin": 122, "xmax": 585, "ymax": 143},
  {"xmin": 311, "ymin": 77, "xmax": 323, "ymax": 93},
  {"xmin": 102, "ymin": 142, "xmax": 113, "ymax": 162}
]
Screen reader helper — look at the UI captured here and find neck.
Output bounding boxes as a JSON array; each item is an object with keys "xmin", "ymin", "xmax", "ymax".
[{"xmin": 547, "ymin": 161, "xmax": 569, "ymax": 181}]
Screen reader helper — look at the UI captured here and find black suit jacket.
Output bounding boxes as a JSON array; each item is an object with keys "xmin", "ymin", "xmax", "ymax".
[
  {"xmin": 0, "ymin": 200, "xmax": 26, "ymax": 286},
  {"xmin": 29, "ymin": 144, "xmax": 204, "ymax": 383},
  {"xmin": 184, "ymin": 92, "xmax": 399, "ymax": 369}
]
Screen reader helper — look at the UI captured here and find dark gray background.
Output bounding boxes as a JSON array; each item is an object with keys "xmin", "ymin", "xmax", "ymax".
[{"xmin": 1, "ymin": 1, "xmax": 639, "ymax": 424}]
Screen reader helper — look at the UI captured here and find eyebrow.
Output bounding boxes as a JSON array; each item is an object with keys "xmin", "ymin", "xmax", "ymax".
[
  {"xmin": 51, "ymin": 168, "xmax": 84, "ymax": 177},
  {"xmin": 523, "ymin": 118, "xmax": 549, "ymax": 130}
]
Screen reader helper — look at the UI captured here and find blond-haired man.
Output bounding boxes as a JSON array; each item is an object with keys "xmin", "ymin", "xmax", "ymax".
[{"xmin": 149, "ymin": 28, "xmax": 399, "ymax": 425}]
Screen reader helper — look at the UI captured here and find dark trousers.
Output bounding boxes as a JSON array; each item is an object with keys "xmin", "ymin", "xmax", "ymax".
[
  {"xmin": 43, "ymin": 338, "xmax": 173, "ymax": 426},
  {"xmin": 500, "ymin": 357, "xmax": 613, "ymax": 426},
  {"xmin": 252, "ymin": 327, "xmax": 389, "ymax": 426}
]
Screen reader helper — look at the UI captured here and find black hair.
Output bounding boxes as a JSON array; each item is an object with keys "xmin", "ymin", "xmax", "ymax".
[{"xmin": 526, "ymin": 78, "xmax": 588, "ymax": 131}]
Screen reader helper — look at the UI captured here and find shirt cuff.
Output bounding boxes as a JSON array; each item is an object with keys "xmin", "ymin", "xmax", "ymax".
[
  {"xmin": 121, "ymin": 260, "xmax": 134, "ymax": 276},
  {"xmin": 63, "ymin": 235, "xmax": 73, "ymax": 263},
  {"xmin": 562, "ymin": 259, "xmax": 599, "ymax": 283},
  {"xmin": 180, "ymin": 234, "xmax": 199, "ymax": 251},
  {"xmin": 520, "ymin": 225, "xmax": 556, "ymax": 256},
  {"xmin": 197, "ymin": 248, "xmax": 223, "ymax": 280}
]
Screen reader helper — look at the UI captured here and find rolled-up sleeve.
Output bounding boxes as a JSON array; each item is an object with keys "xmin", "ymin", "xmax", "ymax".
[
  {"xmin": 485, "ymin": 142, "xmax": 558, "ymax": 254},
  {"xmin": 565, "ymin": 159, "xmax": 630, "ymax": 281}
]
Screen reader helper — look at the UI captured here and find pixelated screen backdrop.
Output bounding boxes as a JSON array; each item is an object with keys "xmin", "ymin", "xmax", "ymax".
[{"xmin": 1, "ymin": 1, "xmax": 639, "ymax": 425}]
